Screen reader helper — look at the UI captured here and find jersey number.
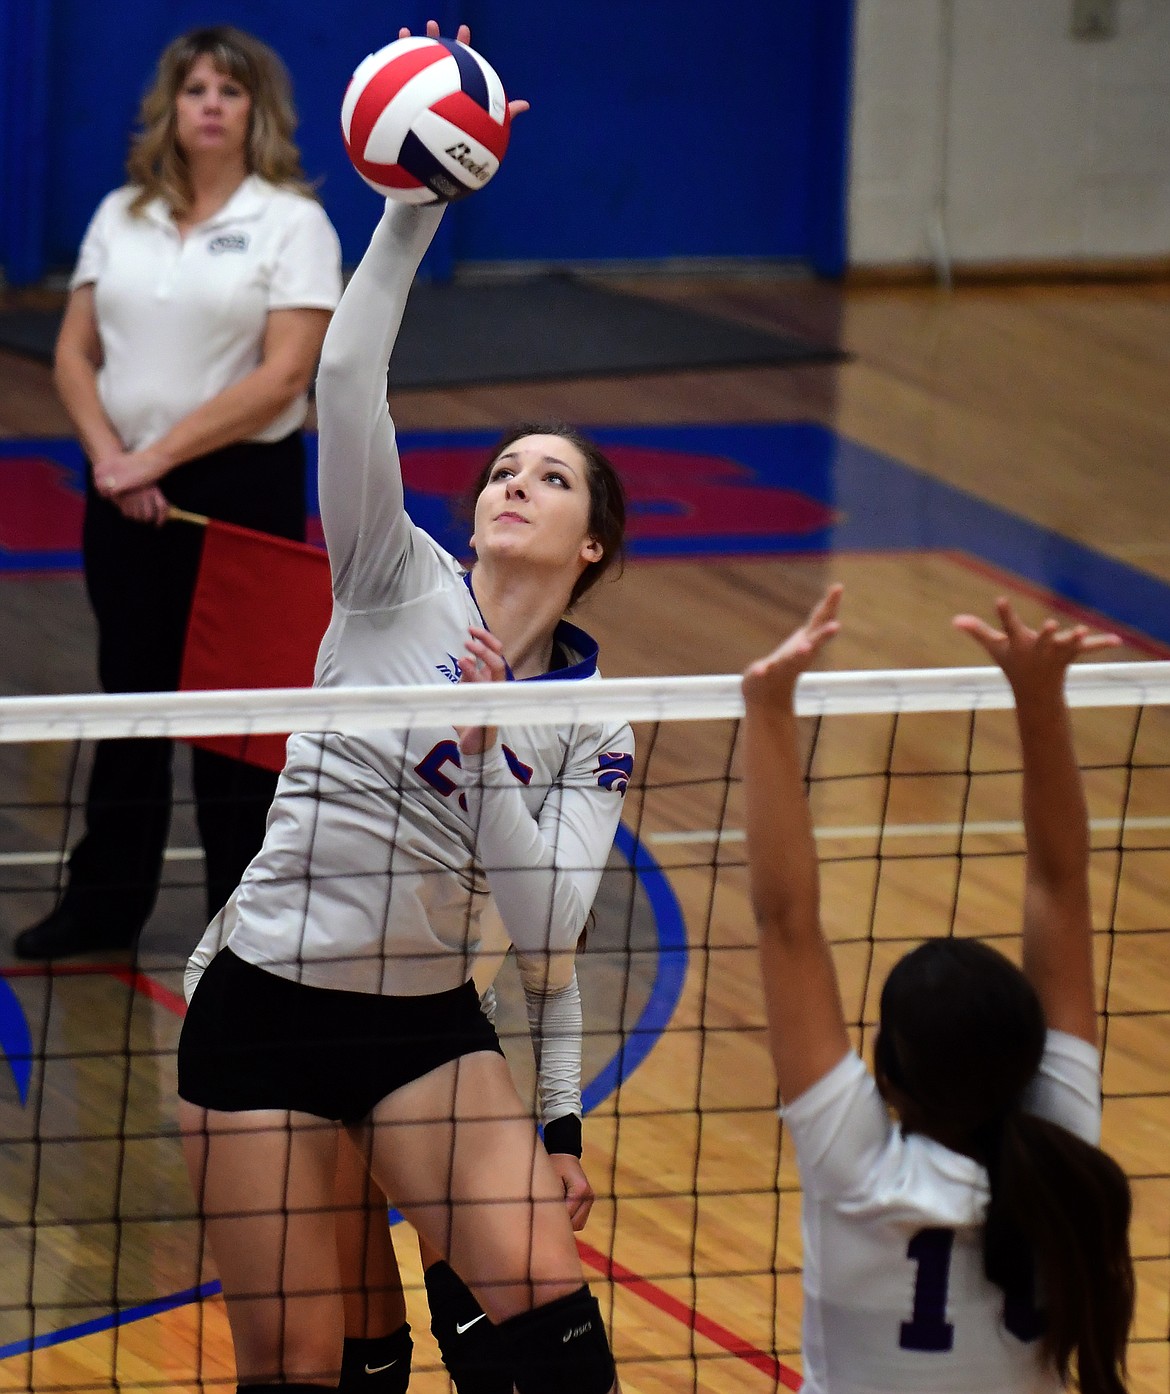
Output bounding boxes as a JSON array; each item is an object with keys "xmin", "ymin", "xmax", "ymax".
[
  {"xmin": 899, "ymin": 1226, "xmax": 1043, "ymax": 1353},
  {"xmin": 900, "ymin": 1228, "xmax": 955, "ymax": 1352},
  {"xmin": 415, "ymin": 739, "xmax": 534, "ymax": 812}
]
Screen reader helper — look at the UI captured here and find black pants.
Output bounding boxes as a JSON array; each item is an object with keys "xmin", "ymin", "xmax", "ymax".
[{"xmin": 61, "ymin": 434, "xmax": 306, "ymax": 935}]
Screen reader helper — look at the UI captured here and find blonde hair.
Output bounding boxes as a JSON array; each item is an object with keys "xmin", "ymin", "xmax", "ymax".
[{"xmin": 127, "ymin": 26, "xmax": 316, "ymax": 218}]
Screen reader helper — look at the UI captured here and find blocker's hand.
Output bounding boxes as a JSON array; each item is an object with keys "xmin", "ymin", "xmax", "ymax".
[
  {"xmin": 399, "ymin": 19, "xmax": 530, "ymax": 119},
  {"xmin": 954, "ymin": 598, "xmax": 1121, "ymax": 698},
  {"xmin": 742, "ymin": 585, "xmax": 844, "ymax": 711}
]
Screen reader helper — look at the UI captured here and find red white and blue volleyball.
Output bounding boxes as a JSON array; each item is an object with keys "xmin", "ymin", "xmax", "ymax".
[{"xmin": 341, "ymin": 37, "xmax": 511, "ymax": 203}]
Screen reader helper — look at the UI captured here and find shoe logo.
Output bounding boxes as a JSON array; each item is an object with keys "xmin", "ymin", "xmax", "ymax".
[
  {"xmin": 563, "ymin": 1320, "xmax": 593, "ymax": 1342},
  {"xmin": 364, "ymin": 1359, "xmax": 398, "ymax": 1374},
  {"xmin": 455, "ymin": 1312, "xmax": 488, "ymax": 1335}
]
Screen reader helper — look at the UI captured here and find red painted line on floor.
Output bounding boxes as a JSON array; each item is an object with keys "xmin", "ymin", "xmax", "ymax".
[
  {"xmin": 110, "ymin": 966, "xmax": 187, "ymax": 1016},
  {"xmin": 947, "ymin": 549, "xmax": 1170, "ymax": 658},
  {"xmin": 576, "ymin": 1238, "xmax": 802, "ymax": 1390},
  {"xmin": 2, "ymin": 961, "xmax": 187, "ymax": 1016}
]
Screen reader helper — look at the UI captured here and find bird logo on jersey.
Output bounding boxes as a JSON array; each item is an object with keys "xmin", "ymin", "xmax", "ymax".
[{"xmin": 595, "ymin": 752, "xmax": 633, "ymax": 795}]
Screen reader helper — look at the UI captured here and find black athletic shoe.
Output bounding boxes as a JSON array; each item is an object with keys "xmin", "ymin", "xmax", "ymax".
[{"xmin": 13, "ymin": 906, "xmax": 138, "ymax": 960}]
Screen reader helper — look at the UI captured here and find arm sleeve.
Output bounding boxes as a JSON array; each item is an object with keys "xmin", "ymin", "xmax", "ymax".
[
  {"xmin": 1019, "ymin": 1029, "xmax": 1102, "ymax": 1145},
  {"xmin": 459, "ymin": 721, "xmax": 633, "ymax": 959},
  {"xmin": 520, "ymin": 966, "xmax": 583, "ymax": 1141},
  {"xmin": 268, "ymin": 199, "xmax": 343, "ymax": 311},
  {"xmin": 184, "ymin": 890, "xmax": 238, "ymax": 1002},
  {"xmin": 314, "ymin": 199, "xmax": 443, "ymax": 608}
]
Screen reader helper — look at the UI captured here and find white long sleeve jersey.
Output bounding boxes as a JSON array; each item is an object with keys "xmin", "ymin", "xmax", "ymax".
[{"xmin": 220, "ymin": 200, "xmax": 633, "ymax": 998}]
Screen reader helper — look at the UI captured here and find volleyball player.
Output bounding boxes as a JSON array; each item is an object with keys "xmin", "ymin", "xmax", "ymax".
[
  {"xmin": 330, "ymin": 908, "xmax": 598, "ymax": 1393},
  {"xmin": 176, "ymin": 23, "xmax": 627, "ymax": 1392},
  {"xmin": 742, "ymin": 586, "xmax": 1134, "ymax": 1394},
  {"xmin": 184, "ymin": 899, "xmax": 598, "ymax": 1393}
]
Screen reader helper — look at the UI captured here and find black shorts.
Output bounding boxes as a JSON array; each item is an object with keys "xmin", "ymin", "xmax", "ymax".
[{"xmin": 177, "ymin": 948, "xmax": 503, "ymax": 1124}]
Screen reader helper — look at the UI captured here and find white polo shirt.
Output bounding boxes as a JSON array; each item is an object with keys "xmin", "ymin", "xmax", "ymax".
[{"xmin": 71, "ymin": 175, "xmax": 342, "ymax": 451}]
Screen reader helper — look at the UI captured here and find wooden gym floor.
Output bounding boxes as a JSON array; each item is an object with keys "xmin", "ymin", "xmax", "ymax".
[{"xmin": 0, "ymin": 273, "xmax": 1168, "ymax": 1391}]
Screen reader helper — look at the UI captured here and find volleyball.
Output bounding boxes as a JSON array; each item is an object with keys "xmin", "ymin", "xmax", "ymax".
[{"xmin": 341, "ymin": 36, "xmax": 511, "ymax": 204}]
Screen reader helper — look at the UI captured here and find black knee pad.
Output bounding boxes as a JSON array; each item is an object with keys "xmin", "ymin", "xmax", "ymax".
[
  {"xmin": 338, "ymin": 1322, "xmax": 412, "ymax": 1393},
  {"xmin": 425, "ymin": 1260, "xmax": 512, "ymax": 1394},
  {"xmin": 498, "ymin": 1286, "xmax": 615, "ymax": 1394}
]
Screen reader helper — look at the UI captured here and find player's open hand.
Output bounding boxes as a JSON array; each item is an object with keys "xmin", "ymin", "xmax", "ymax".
[
  {"xmin": 742, "ymin": 585, "xmax": 843, "ymax": 710},
  {"xmin": 953, "ymin": 599, "xmax": 1120, "ymax": 697},
  {"xmin": 398, "ymin": 20, "xmax": 529, "ymax": 119},
  {"xmin": 456, "ymin": 625, "xmax": 506, "ymax": 755}
]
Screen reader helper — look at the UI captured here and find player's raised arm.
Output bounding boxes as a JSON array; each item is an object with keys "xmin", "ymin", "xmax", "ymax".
[
  {"xmin": 314, "ymin": 199, "xmax": 444, "ymax": 604},
  {"xmin": 742, "ymin": 586, "xmax": 851, "ymax": 1103},
  {"xmin": 953, "ymin": 600, "xmax": 1121, "ymax": 1045}
]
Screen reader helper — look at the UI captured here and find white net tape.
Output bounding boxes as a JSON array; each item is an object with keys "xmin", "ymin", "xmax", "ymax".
[{"xmin": 2, "ymin": 660, "xmax": 1168, "ymax": 743}]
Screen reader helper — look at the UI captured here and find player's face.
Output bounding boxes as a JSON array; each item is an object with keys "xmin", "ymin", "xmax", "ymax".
[
  {"xmin": 472, "ymin": 434, "xmax": 603, "ymax": 577},
  {"xmin": 174, "ymin": 55, "xmax": 252, "ymax": 165}
]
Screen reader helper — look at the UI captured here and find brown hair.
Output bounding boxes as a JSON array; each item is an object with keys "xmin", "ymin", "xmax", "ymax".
[
  {"xmin": 126, "ymin": 26, "xmax": 314, "ymax": 218},
  {"xmin": 466, "ymin": 422, "xmax": 627, "ymax": 608}
]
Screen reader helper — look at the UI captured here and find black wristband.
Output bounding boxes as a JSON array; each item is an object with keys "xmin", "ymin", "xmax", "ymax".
[{"xmin": 542, "ymin": 1113, "xmax": 582, "ymax": 1158}]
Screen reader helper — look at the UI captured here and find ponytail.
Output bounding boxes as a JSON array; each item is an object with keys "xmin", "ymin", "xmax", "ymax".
[
  {"xmin": 876, "ymin": 940, "xmax": 1134, "ymax": 1391},
  {"xmin": 985, "ymin": 1111, "xmax": 1133, "ymax": 1394}
]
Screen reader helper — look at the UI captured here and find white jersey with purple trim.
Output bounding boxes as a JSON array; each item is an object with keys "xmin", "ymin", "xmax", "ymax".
[
  {"xmin": 782, "ymin": 1030, "xmax": 1101, "ymax": 1394},
  {"xmin": 218, "ymin": 199, "xmax": 633, "ymax": 999}
]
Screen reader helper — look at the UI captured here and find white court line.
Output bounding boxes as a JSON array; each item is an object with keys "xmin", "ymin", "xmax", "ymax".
[
  {"xmin": 3, "ymin": 816, "xmax": 1168, "ymax": 866},
  {"xmin": 649, "ymin": 815, "xmax": 1170, "ymax": 846}
]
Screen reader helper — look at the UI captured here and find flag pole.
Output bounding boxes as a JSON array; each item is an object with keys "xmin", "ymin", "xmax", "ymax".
[{"xmin": 167, "ymin": 506, "xmax": 210, "ymax": 527}]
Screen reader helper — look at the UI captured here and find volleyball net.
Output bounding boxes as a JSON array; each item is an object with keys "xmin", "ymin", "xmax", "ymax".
[{"xmin": 0, "ymin": 662, "xmax": 1167, "ymax": 1393}]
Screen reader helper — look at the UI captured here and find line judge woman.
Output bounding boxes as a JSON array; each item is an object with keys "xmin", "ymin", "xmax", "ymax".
[{"xmin": 16, "ymin": 26, "xmax": 342, "ymax": 960}]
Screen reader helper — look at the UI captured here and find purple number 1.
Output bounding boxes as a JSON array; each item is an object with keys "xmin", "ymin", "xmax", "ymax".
[
  {"xmin": 900, "ymin": 1228, "xmax": 955, "ymax": 1352},
  {"xmin": 899, "ymin": 1226, "xmax": 1044, "ymax": 1353}
]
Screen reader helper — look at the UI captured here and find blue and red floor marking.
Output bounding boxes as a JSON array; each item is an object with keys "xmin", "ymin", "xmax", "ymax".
[{"xmin": 4, "ymin": 421, "xmax": 1170, "ymax": 652}]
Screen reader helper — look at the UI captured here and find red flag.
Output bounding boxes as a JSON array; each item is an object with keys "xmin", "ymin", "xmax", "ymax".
[{"xmin": 179, "ymin": 519, "xmax": 333, "ymax": 772}]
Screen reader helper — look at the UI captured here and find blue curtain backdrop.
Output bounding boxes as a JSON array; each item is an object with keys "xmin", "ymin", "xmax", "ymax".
[{"xmin": 0, "ymin": 0, "xmax": 854, "ymax": 285}]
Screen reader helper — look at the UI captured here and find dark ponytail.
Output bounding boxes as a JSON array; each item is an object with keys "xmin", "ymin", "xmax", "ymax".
[
  {"xmin": 879, "ymin": 939, "xmax": 1135, "ymax": 1394},
  {"xmin": 985, "ymin": 1111, "xmax": 1133, "ymax": 1394}
]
